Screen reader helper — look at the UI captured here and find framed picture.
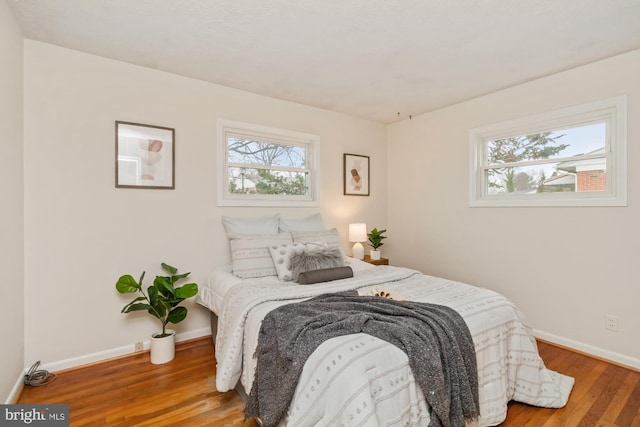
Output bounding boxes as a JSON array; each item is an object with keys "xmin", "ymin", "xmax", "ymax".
[
  {"xmin": 116, "ymin": 121, "xmax": 175, "ymax": 189},
  {"xmin": 343, "ymin": 153, "xmax": 370, "ymax": 196}
]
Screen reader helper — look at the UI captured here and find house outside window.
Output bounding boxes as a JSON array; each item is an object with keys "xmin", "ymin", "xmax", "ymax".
[
  {"xmin": 469, "ymin": 96, "xmax": 627, "ymax": 207},
  {"xmin": 217, "ymin": 119, "xmax": 320, "ymax": 207}
]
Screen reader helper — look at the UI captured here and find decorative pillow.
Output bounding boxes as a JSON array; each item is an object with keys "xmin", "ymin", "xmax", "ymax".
[
  {"xmin": 228, "ymin": 233, "xmax": 292, "ymax": 278},
  {"xmin": 289, "ymin": 246, "xmax": 346, "ymax": 282},
  {"xmin": 268, "ymin": 242, "xmax": 306, "ymax": 281},
  {"xmin": 290, "ymin": 228, "xmax": 342, "ymax": 250},
  {"xmin": 279, "ymin": 213, "xmax": 324, "ymax": 232},
  {"xmin": 222, "ymin": 214, "xmax": 280, "ymax": 235},
  {"xmin": 301, "ymin": 241, "xmax": 329, "ymax": 251},
  {"xmin": 268, "ymin": 242, "xmax": 329, "ymax": 281},
  {"xmin": 298, "ymin": 266, "xmax": 354, "ymax": 285}
]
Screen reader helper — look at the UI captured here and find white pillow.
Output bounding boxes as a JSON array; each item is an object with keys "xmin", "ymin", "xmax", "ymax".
[
  {"xmin": 290, "ymin": 228, "xmax": 342, "ymax": 250},
  {"xmin": 279, "ymin": 213, "xmax": 324, "ymax": 232},
  {"xmin": 228, "ymin": 233, "xmax": 292, "ymax": 278},
  {"xmin": 222, "ymin": 214, "xmax": 280, "ymax": 235},
  {"xmin": 268, "ymin": 242, "xmax": 306, "ymax": 281}
]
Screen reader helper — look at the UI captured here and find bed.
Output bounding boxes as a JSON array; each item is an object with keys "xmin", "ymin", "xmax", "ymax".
[{"xmin": 196, "ymin": 218, "xmax": 574, "ymax": 426}]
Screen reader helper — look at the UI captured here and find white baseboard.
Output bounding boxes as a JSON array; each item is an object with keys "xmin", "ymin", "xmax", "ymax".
[
  {"xmin": 174, "ymin": 327, "xmax": 212, "ymax": 344},
  {"xmin": 533, "ymin": 329, "xmax": 640, "ymax": 371},
  {"xmin": 38, "ymin": 327, "xmax": 212, "ymax": 374},
  {"xmin": 12, "ymin": 326, "xmax": 637, "ymax": 402},
  {"xmin": 4, "ymin": 375, "xmax": 24, "ymax": 404}
]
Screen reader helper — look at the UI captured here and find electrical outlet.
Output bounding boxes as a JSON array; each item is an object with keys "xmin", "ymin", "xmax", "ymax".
[
  {"xmin": 135, "ymin": 341, "xmax": 144, "ymax": 352},
  {"xmin": 605, "ymin": 314, "xmax": 619, "ymax": 332}
]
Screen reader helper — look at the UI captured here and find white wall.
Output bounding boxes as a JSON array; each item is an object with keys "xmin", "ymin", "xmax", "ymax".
[
  {"xmin": 0, "ymin": 0, "xmax": 25, "ymax": 402},
  {"xmin": 387, "ymin": 49, "xmax": 640, "ymax": 368},
  {"xmin": 23, "ymin": 40, "xmax": 387, "ymax": 368}
]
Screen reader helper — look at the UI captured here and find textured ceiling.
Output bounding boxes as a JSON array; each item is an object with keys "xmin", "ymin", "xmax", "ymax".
[{"xmin": 8, "ymin": 0, "xmax": 640, "ymax": 123}]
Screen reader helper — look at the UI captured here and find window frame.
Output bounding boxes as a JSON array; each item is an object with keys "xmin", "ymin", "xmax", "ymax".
[
  {"xmin": 469, "ymin": 96, "xmax": 627, "ymax": 207},
  {"xmin": 217, "ymin": 119, "xmax": 320, "ymax": 207}
]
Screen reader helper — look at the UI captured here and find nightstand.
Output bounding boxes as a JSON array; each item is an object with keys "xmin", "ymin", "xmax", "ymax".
[{"xmin": 363, "ymin": 255, "xmax": 389, "ymax": 265}]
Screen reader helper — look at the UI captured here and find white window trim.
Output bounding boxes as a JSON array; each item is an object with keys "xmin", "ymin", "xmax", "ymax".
[
  {"xmin": 217, "ymin": 118, "xmax": 320, "ymax": 207},
  {"xmin": 469, "ymin": 96, "xmax": 627, "ymax": 207}
]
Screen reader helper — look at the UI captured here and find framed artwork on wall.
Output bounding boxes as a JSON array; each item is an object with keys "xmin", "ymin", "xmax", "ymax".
[
  {"xmin": 343, "ymin": 153, "xmax": 369, "ymax": 196},
  {"xmin": 115, "ymin": 121, "xmax": 175, "ymax": 189}
]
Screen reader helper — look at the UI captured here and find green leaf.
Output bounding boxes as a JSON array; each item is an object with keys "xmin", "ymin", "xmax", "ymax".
[
  {"xmin": 148, "ymin": 285, "xmax": 158, "ymax": 305},
  {"xmin": 150, "ymin": 301, "xmax": 166, "ymax": 319},
  {"xmin": 154, "ymin": 276, "xmax": 175, "ymax": 297},
  {"xmin": 175, "ymin": 283, "xmax": 198, "ymax": 299},
  {"xmin": 122, "ymin": 303, "xmax": 151, "ymax": 313},
  {"xmin": 167, "ymin": 307, "xmax": 188, "ymax": 324},
  {"xmin": 171, "ymin": 272, "xmax": 191, "ymax": 281},
  {"xmin": 126, "ymin": 296, "xmax": 147, "ymax": 304},
  {"xmin": 116, "ymin": 275, "xmax": 140, "ymax": 293},
  {"xmin": 166, "ymin": 295, "xmax": 184, "ymax": 304},
  {"xmin": 147, "ymin": 307, "xmax": 161, "ymax": 320},
  {"xmin": 161, "ymin": 263, "xmax": 177, "ymax": 275}
]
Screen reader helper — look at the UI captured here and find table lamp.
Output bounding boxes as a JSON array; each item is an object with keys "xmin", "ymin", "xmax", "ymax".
[{"xmin": 349, "ymin": 223, "xmax": 367, "ymax": 260}]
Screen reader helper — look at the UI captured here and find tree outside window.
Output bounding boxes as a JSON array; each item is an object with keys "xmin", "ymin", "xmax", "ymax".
[{"xmin": 217, "ymin": 119, "xmax": 319, "ymax": 207}]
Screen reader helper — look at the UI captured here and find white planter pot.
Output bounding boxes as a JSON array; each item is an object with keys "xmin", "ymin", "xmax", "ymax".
[
  {"xmin": 370, "ymin": 250, "xmax": 381, "ymax": 260},
  {"xmin": 150, "ymin": 329, "xmax": 175, "ymax": 364}
]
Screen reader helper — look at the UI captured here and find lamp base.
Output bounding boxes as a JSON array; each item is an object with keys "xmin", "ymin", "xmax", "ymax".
[{"xmin": 352, "ymin": 242, "xmax": 364, "ymax": 260}]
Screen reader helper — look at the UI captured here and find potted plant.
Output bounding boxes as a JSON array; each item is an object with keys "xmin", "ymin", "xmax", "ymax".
[
  {"xmin": 116, "ymin": 262, "xmax": 198, "ymax": 364},
  {"xmin": 367, "ymin": 227, "xmax": 387, "ymax": 260}
]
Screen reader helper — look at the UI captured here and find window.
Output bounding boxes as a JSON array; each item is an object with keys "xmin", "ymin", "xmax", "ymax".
[
  {"xmin": 217, "ymin": 119, "xmax": 319, "ymax": 206},
  {"xmin": 469, "ymin": 96, "xmax": 627, "ymax": 207}
]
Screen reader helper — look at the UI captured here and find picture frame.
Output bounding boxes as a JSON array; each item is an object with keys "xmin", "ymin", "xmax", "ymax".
[
  {"xmin": 343, "ymin": 153, "xmax": 370, "ymax": 196},
  {"xmin": 116, "ymin": 121, "xmax": 175, "ymax": 189}
]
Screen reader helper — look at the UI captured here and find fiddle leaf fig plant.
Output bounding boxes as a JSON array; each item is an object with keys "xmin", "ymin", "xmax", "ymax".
[
  {"xmin": 116, "ymin": 263, "xmax": 199, "ymax": 338},
  {"xmin": 367, "ymin": 227, "xmax": 387, "ymax": 250}
]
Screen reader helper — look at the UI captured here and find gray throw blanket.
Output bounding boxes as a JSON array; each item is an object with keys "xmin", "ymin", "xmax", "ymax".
[{"xmin": 245, "ymin": 291, "xmax": 479, "ymax": 427}]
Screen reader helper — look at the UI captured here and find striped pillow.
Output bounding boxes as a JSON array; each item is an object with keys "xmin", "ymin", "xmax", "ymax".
[
  {"xmin": 290, "ymin": 228, "xmax": 343, "ymax": 250},
  {"xmin": 228, "ymin": 233, "xmax": 293, "ymax": 278}
]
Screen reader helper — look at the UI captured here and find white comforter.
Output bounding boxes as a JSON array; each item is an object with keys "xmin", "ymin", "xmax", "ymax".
[{"xmin": 211, "ymin": 265, "xmax": 574, "ymax": 426}]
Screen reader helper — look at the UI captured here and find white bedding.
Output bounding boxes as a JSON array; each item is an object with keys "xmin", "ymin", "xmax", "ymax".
[
  {"xmin": 199, "ymin": 264, "xmax": 574, "ymax": 426},
  {"xmin": 197, "ymin": 258, "xmax": 375, "ymax": 316}
]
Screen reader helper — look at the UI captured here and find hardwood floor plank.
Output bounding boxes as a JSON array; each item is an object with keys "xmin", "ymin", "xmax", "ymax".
[
  {"xmin": 542, "ymin": 360, "xmax": 610, "ymax": 426},
  {"xmin": 593, "ymin": 365, "xmax": 638, "ymax": 425},
  {"xmin": 576, "ymin": 364, "xmax": 629, "ymax": 426},
  {"xmin": 17, "ymin": 337, "xmax": 639, "ymax": 426},
  {"xmin": 615, "ymin": 375, "xmax": 640, "ymax": 427},
  {"xmin": 499, "ymin": 342, "xmax": 640, "ymax": 427}
]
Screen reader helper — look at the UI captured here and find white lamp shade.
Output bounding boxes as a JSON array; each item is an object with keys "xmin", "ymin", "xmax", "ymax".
[{"xmin": 349, "ymin": 223, "xmax": 367, "ymax": 242}]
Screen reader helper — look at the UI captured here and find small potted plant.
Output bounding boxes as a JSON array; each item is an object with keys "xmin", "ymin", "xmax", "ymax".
[
  {"xmin": 116, "ymin": 263, "xmax": 198, "ymax": 364},
  {"xmin": 367, "ymin": 227, "xmax": 387, "ymax": 260}
]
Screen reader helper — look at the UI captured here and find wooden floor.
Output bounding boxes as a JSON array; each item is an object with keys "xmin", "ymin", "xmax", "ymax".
[
  {"xmin": 18, "ymin": 337, "xmax": 257, "ymax": 426},
  {"xmin": 17, "ymin": 337, "xmax": 640, "ymax": 426}
]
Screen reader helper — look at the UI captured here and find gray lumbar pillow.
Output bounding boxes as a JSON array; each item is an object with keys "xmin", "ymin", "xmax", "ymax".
[
  {"xmin": 298, "ymin": 266, "xmax": 354, "ymax": 285},
  {"xmin": 289, "ymin": 246, "xmax": 345, "ymax": 282}
]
